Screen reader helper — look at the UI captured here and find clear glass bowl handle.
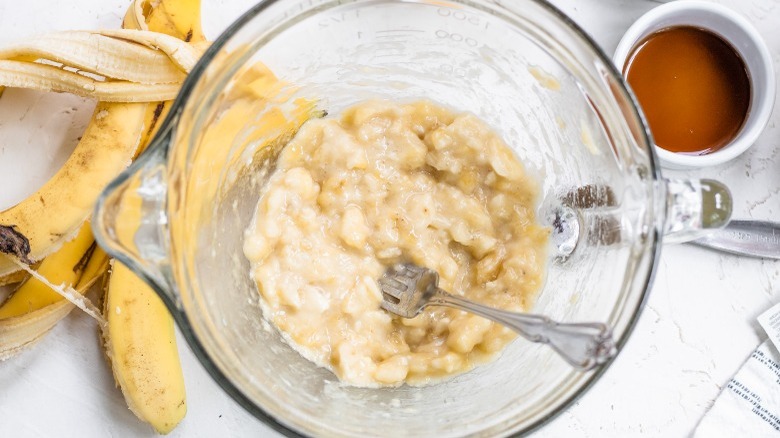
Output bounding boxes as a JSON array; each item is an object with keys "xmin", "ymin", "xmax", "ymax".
[
  {"xmin": 663, "ymin": 178, "xmax": 732, "ymax": 243},
  {"xmin": 92, "ymin": 127, "xmax": 176, "ymax": 309},
  {"xmin": 549, "ymin": 177, "xmax": 732, "ymax": 259}
]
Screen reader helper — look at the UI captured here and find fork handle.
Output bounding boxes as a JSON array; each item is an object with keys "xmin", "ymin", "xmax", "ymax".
[{"xmin": 430, "ymin": 290, "xmax": 616, "ymax": 370}]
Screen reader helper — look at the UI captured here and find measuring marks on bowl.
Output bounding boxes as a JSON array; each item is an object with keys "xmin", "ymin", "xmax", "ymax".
[
  {"xmin": 314, "ymin": 4, "xmax": 491, "ymax": 75},
  {"xmin": 432, "ymin": 7, "xmax": 488, "ymax": 48},
  {"xmin": 279, "ymin": 0, "xmax": 569, "ymax": 191}
]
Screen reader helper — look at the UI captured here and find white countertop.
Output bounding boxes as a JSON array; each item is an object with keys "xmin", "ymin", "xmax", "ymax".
[{"xmin": 0, "ymin": 0, "xmax": 778, "ymax": 436}]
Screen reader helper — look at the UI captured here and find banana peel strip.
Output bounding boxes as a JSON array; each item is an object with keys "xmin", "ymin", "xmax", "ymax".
[
  {"xmin": 0, "ymin": 29, "xmax": 198, "ymax": 102},
  {"xmin": 96, "ymin": 30, "xmax": 201, "ymax": 72},
  {"xmin": 11, "ymin": 258, "xmax": 106, "ymax": 328},
  {"xmin": 0, "ymin": 60, "xmax": 180, "ymax": 102},
  {"xmin": 0, "ymin": 31, "xmax": 186, "ymax": 84}
]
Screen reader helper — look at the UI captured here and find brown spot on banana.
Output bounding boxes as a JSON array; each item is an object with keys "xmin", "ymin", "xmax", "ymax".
[
  {"xmin": 147, "ymin": 102, "xmax": 165, "ymax": 137},
  {"xmin": 0, "ymin": 225, "xmax": 31, "ymax": 263},
  {"xmin": 72, "ymin": 242, "xmax": 97, "ymax": 274}
]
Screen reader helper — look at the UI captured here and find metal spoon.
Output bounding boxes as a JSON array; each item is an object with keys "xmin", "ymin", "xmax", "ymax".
[{"xmin": 691, "ymin": 220, "xmax": 780, "ymax": 259}]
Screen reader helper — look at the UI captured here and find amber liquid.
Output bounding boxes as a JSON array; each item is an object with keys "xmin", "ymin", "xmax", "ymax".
[{"xmin": 624, "ymin": 26, "xmax": 750, "ymax": 155}]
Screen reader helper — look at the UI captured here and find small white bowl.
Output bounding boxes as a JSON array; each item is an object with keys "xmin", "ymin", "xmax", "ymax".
[{"xmin": 613, "ymin": 0, "xmax": 775, "ymax": 169}]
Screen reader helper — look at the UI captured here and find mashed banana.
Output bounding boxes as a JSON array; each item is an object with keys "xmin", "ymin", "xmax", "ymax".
[{"xmin": 244, "ymin": 100, "xmax": 548, "ymax": 386}]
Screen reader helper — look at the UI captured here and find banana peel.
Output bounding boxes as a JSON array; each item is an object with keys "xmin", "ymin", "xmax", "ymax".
[
  {"xmin": 127, "ymin": 0, "xmax": 207, "ymax": 158},
  {"xmin": 0, "ymin": 241, "xmax": 109, "ymax": 360},
  {"xmin": 0, "ymin": 27, "xmax": 199, "ymax": 276},
  {"xmin": 0, "ymin": 60, "xmax": 181, "ymax": 102},
  {"xmin": 0, "ymin": 101, "xmax": 146, "ymax": 276},
  {"xmin": 0, "ymin": 0, "xmax": 197, "ymax": 432},
  {"xmin": 0, "ymin": 225, "xmax": 100, "ymax": 359},
  {"xmin": 0, "ymin": 269, "xmax": 28, "ymax": 288},
  {"xmin": 127, "ymin": 0, "xmax": 205, "ymax": 43},
  {"xmin": 102, "ymin": 261, "xmax": 186, "ymax": 435},
  {"xmin": 0, "ymin": 25, "xmax": 171, "ymax": 358},
  {"xmin": 0, "ymin": 222, "xmax": 95, "ymax": 319},
  {"xmin": 0, "ymin": 30, "xmax": 191, "ymax": 84},
  {"xmin": 0, "ymin": 30, "xmax": 199, "ymax": 101}
]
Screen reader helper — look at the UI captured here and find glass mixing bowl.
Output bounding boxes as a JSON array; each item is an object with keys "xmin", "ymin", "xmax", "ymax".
[{"xmin": 93, "ymin": 0, "xmax": 732, "ymax": 435}]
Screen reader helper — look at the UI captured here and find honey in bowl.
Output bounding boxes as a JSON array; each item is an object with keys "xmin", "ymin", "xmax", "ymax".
[{"xmin": 623, "ymin": 26, "xmax": 751, "ymax": 155}]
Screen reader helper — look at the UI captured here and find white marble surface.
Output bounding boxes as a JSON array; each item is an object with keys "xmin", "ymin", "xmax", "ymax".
[{"xmin": 0, "ymin": 0, "xmax": 778, "ymax": 436}]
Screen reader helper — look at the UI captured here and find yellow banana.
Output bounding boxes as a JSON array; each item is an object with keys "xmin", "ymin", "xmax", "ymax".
[
  {"xmin": 0, "ymin": 4, "xmax": 206, "ymax": 434},
  {"xmin": 0, "ymin": 0, "xmax": 314, "ymax": 433},
  {"xmin": 102, "ymin": 261, "xmax": 186, "ymax": 435}
]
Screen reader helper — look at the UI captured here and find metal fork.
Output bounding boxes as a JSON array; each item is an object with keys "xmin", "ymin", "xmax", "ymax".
[{"xmin": 378, "ymin": 263, "xmax": 617, "ymax": 370}]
